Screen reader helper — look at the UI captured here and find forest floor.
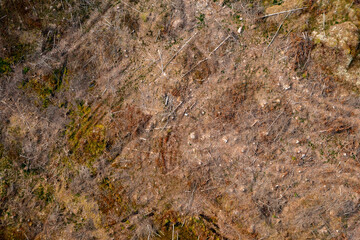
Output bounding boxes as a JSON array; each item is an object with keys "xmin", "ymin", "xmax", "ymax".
[{"xmin": 2, "ymin": 0, "xmax": 360, "ymax": 239}]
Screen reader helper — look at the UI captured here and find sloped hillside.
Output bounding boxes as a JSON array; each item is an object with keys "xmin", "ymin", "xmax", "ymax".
[{"xmin": 2, "ymin": 0, "xmax": 360, "ymax": 239}]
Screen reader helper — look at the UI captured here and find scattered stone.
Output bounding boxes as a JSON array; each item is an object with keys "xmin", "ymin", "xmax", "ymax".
[
  {"xmin": 259, "ymin": 99, "xmax": 268, "ymax": 108},
  {"xmin": 318, "ymin": 226, "xmax": 328, "ymax": 234},
  {"xmin": 172, "ymin": 18, "xmax": 184, "ymax": 29},
  {"xmin": 283, "ymin": 84, "xmax": 291, "ymax": 90}
]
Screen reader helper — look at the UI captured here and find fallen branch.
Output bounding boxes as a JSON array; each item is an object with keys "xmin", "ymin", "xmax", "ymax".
[
  {"xmin": 163, "ymin": 31, "xmax": 198, "ymax": 70},
  {"xmin": 182, "ymin": 34, "xmax": 231, "ymax": 78},
  {"xmin": 169, "ymin": 101, "xmax": 184, "ymax": 117},
  {"xmin": 259, "ymin": 7, "xmax": 307, "ymax": 19},
  {"xmin": 181, "ymin": 59, "xmax": 208, "ymax": 78},
  {"xmin": 319, "ymin": 126, "xmax": 352, "ymax": 134},
  {"xmin": 264, "ymin": 12, "xmax": 291, "ymax": 51},
  {"xmin": 158, "ymin": 49, "xmax": 164, "ymax": 75},
  {"xmin": 161, "ymin": 101, "xmax": 184, "ymax": 130},
  {"xmin": 267, "ymin": 110, "xmax": 285, "ymax": 132},
  {"xmin": 186, "ymin": 184, "xmax": 197, "ymax": 211},
  {"xmin": 209, "ymin": 34, "xmax": 232, "ymax": 56},
  {"xmin": 273, "ymin": 118, "xmax": 291, "ymax": 142}
]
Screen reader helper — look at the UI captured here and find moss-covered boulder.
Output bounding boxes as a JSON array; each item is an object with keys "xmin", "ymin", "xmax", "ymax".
[{"xmin": 313, "ymin": 21, "xmax": 359, "ymax": 56}]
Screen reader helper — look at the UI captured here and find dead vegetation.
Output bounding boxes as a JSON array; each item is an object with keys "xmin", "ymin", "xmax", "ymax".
[{"xmin": 288, "ymin": 32, "xmax": 313, "ymax": 71}]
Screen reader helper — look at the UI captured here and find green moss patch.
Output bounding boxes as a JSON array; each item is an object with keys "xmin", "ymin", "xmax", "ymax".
[{"xmin": 66, "ymin": 102, "xmax": 107, "ymax": 167}]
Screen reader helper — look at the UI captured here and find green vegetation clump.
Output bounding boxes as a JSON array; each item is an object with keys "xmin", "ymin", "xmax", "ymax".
[
  {"xmin": 34, "ymin": 184, "xmax": 54, "ymax": 204},
  {"xmin": 0, "ymin": 44, "xmax": 32, "ymax": 76},
  {"xmin": 0, "ymin": 58, "xmax": 12, "ymax": 75},
  {"xmin": 22, "ymin": 66, "xmax": 68, "ymax": 108},
  {"xmin": 0, "ymin": 155, "xmax": 12, "ymax": 199},
  {"xmin": 196, "ymin": 13, "xmax": 206, "ymax": 28}
]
